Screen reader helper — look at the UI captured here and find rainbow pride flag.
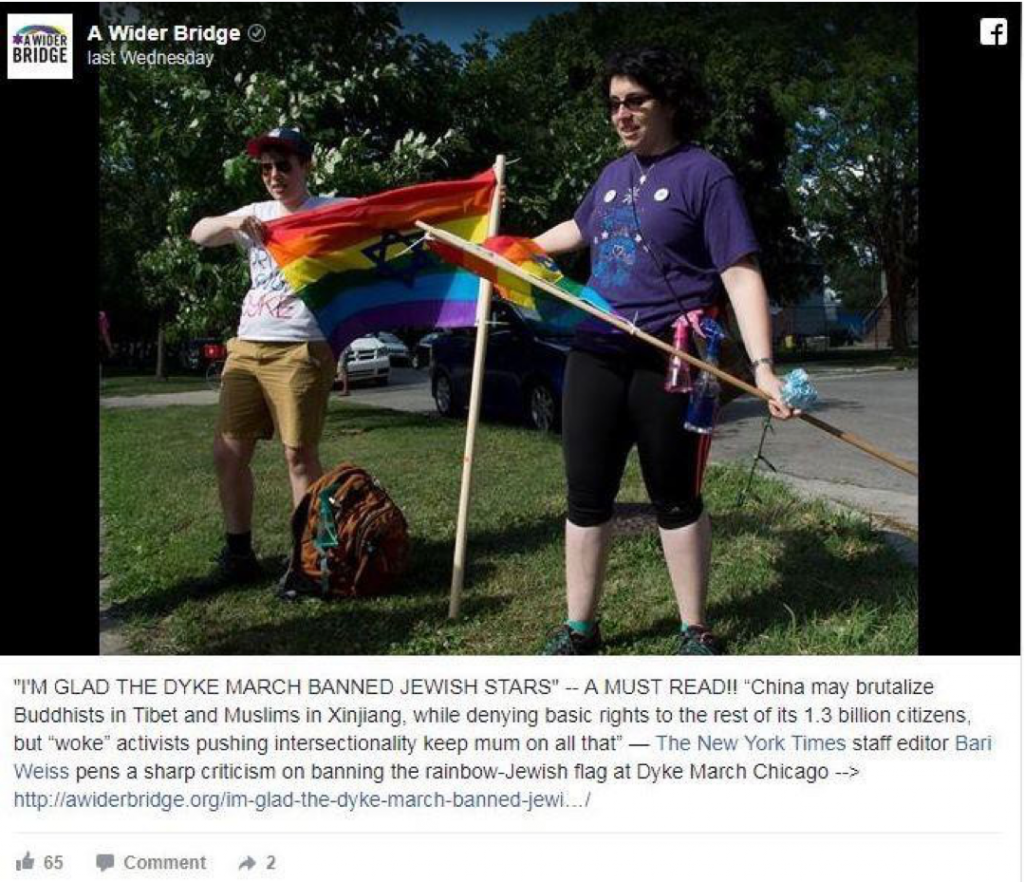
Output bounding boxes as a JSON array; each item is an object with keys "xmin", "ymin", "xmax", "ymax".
[
  {"xmin": 427, "ymin": 234, "xmax": 614, "ymax": 329},
  {"xmin": 264, "ymin": 170, "xmax": 496, "ymax": 355}
]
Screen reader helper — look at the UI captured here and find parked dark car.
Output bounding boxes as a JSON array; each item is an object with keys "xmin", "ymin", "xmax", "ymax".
[
  {"xmin": 430, "ymin": 300, "xmax": 569, "ymax": 432},
  {"xmin": 179, "ymin": 337, "xmax": 226, "ymax": 372},
  {"xmin": 414, "ymin": 331, "xmax": 445, "ymax": 369}
]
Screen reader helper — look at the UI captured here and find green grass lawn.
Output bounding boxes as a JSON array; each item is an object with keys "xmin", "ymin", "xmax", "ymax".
[
  {"xmin": 100, "ymin": 399, "xmax": 917, "ymax": 655},
  {"xmin": 100, "ymin": 374, "xmax": 210, "ymax": 397}
]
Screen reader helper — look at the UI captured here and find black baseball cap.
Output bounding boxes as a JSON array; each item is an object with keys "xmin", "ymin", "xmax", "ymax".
[{"xmin": 246, "ymin": 127, "xmax": 314, "ymax": 160}]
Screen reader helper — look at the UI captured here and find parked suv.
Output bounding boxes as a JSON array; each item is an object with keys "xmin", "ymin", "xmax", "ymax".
[
  {"xmin": 338, "ymin": 335, "xmax": 391, "ymax": 386},
  {"xmin": 430, "ymin": 300, "xmax": 569, "ymax": 432}
]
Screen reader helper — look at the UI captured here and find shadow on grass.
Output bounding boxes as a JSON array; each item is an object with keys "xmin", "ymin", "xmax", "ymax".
[
  {"xmin": 107, "ymin": 512, "xmax": 566, "ymax": 654},
  {"xmin": 604, "ymin": 503, "xmax": 914, "ymax": 652},
  {"xmin": 201, "ymin": 594, "xmax": 512, "ymax": 655},
  {"xmin": 322, "ymin": 408, "xmax": 450, "ymax": 434},
  {"xmin": 102, "ymin": 553, "xmax": 293, "ymax": 621},
  {"xmin": 708, "ymin": 508, "xmax": 914, "ymax": 646}
]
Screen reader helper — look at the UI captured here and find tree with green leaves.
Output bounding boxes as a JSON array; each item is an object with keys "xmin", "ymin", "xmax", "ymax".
[
  {"xmin": 781, "ymin": 6, "xmax": 917, "ymax": 350},
  {"xmin": 99, "ymin": 3, "xmax": 918, "ymax": 366},
  {"xmin": 487, "ymin": 3, "xmax": 817, "ymax": 290},
  {"xmin": 99, "ymin": 3, "xmax": 470, "ymax": 375}
]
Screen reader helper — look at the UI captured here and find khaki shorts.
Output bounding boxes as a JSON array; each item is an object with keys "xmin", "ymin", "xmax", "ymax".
[{"xmin": 217, "ymin": 338, "xmax": 336, "ymax": 448}]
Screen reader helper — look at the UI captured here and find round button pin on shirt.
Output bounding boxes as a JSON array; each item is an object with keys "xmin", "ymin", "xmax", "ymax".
[
  {"xmin": 603, "ymin": 190, "xmax": 617, "ymax": 203},
  {"xmin": 654, "ymin": 188, "xmax": 669, "ymax": 202}
]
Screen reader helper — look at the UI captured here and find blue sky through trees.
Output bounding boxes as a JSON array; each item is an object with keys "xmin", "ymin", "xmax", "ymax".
[{"xmin": 399, "ymin": 3, "xmax": 577, "ymax": 48}]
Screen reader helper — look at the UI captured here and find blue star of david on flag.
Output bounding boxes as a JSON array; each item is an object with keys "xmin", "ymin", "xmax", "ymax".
[{"xmin": 361, "ymin": 229, "xmax": 434, "ymax": 287}]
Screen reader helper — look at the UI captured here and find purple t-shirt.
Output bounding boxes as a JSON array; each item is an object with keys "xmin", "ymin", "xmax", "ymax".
[{"xmin": 573, "ymin": 144, "xmax": 759, "ymax": 338}]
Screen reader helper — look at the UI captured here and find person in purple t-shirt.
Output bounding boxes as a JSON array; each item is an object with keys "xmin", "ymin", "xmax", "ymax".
[{"xmin": 533, "ymin": 48, "xmax": 799, "ymax": 656}]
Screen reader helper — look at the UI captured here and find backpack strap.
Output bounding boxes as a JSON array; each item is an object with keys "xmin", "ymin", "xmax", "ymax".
[{"xmin": 288, "ymin": 491, "xmax": 314, "ymax": 575}]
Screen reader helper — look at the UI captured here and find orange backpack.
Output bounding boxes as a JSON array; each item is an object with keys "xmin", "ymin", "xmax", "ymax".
[{"xmin": 281, "ymin": 463, "xmax": 409, "ymax": 599}]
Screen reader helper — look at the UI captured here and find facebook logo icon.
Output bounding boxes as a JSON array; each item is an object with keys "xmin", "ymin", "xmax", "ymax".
[{"xmin": 980, "ymin": 18, "xmax": 1008, "ymax": 45}]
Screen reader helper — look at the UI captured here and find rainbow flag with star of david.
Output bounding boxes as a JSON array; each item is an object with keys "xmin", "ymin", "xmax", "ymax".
[
  {"xmin": 426, "ymin": 234, "xmax": 615, "ymax": 329},
  {"xmin": 264, "ymin": 169, "xmax": 496, "ymax": 356}
]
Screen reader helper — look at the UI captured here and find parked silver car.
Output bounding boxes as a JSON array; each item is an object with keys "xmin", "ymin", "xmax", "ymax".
[{"xmin": 337, "ymin": 336, "xmax": 391, "ymax": 386}]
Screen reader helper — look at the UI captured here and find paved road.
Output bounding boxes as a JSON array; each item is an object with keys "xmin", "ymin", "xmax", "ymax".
[
  {"xmin": 102, "ymin": 367, "xmax": 919, "ymax": 530},
  {"xmin": 713, "ymin": 370, "xmax": 918, "ymax": 530},
  {"xmin": 336, "ymin": 367, "xmax": 438, "ymax": 414},
  {"xmin": 100, "ymin": 368, "xmax": 436, "ymax": 412}
]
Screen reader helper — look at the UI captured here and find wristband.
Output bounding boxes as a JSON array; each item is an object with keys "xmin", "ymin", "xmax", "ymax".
[{"xmin": 750, "ymin": 357, "xmax": 774, "ymax": 371}]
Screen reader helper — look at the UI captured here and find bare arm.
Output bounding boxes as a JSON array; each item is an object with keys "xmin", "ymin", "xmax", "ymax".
[
  {"xmin": 533, "ymin": 219, "xmax": 586, "ymax": 256},
  {"xmin": 190, "ymin": 214, "xmax": 266, "ymax": 249},
  {"xmin": 720, "ymin": 254, "xmax": 797, "ymax": 419}
]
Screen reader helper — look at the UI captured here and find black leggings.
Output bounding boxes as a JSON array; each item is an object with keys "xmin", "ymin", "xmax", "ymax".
[{"xmin": 562, "ymin": 343, "xmax": 712, "ymax": 530}]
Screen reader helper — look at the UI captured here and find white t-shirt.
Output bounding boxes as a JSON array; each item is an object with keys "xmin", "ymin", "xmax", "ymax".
[{"xmin": 228, "ymin": 196, "xmax": 345, "ymax": 342}]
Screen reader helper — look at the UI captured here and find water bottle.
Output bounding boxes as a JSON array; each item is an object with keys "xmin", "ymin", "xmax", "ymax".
[
  {"xmin": 684, "ymin": 369, "xmax": 720, "ymax": 434},
  {"xmin": 684, "ymin": 319, "xmax": 723, "ymax": 435},
  {"xmin": 664, "ymin": 316, "xmax": 692, "ymax": 393}
]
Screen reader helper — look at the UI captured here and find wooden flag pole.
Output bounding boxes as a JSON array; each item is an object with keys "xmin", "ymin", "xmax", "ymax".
[
  {"xmin": 416, "ymin": 221, "xmax": 918, "ymax": 480},
  {"xmin": 448, "ymin": 155, "xmax": 506, "ymax": 620}
]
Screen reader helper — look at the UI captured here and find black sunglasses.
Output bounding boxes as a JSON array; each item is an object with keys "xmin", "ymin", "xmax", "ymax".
[
  {"xmin": 259, "ymin": 159, "xmax": 293, "ymax": 175},
  {"xmin": 608, "ymin": 93, "xmax": 654, "ymax": 115}
]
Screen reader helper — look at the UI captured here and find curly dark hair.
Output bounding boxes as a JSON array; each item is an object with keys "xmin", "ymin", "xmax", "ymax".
[{"xmin": 602, "ymin": 47, "xmax": 709, "ymax": 141}]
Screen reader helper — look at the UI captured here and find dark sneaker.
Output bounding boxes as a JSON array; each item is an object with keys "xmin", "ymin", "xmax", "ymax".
[
  {"xmin": 675, "ymin": 625, "xmax": 725, "ymax": 656},
  {"xmin": 541, "ymin": 623, "xmax": 603, "ymax": 656},
  {"xmin": 196, "ymin": 547, "xmax": 264, "ymax": 593}
]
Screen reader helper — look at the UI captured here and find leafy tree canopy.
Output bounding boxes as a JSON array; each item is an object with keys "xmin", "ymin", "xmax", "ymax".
[{"xmin": 99, "ymin": 3, "xmax": 918, "ymax": 363}]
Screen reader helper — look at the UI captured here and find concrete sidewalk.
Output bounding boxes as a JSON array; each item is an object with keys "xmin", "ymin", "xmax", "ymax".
[{"xmin": 102, "ymin": 389, "xmax": 220, "ymax": 408}]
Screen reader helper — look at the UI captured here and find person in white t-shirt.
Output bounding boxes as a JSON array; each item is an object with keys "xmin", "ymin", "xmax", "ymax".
[{"xmin": 190, "ymin": 127, "xmax": 345, "ymax": 587}]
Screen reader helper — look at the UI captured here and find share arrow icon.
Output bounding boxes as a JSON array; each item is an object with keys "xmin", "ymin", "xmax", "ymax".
[{"xmin": 238, "ymin": 856, "xmax": 256, "ymax": 871}]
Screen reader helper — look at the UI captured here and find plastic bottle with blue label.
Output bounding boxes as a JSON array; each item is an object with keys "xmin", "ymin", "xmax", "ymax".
[{"xmin": 683, "ymin": 318, "xmax": 724, "ymax": 435}]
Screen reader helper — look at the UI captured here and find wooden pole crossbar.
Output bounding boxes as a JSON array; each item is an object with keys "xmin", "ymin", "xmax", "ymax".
[{"xmin": 416, "ymin": 220, "xmax": 919, "ymax": 480}]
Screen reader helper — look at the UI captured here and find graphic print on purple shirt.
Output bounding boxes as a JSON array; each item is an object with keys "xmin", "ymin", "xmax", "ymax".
[
  {"xmin": 593, "ymin": 204, "xmax": 640, "ymax": 288},
  {"xmin": 573, "ymin": 145, "xmax": 760, "ymax": 336}
]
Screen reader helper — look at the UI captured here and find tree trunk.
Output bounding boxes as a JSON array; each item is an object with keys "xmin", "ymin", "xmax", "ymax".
[
  {"xmin": 155, "ymin": 323, "xmax": 167, "ymax": 380},
  {"xmin": 883, "ymin": 263, "xmax": 909, "ymax": 353}
]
